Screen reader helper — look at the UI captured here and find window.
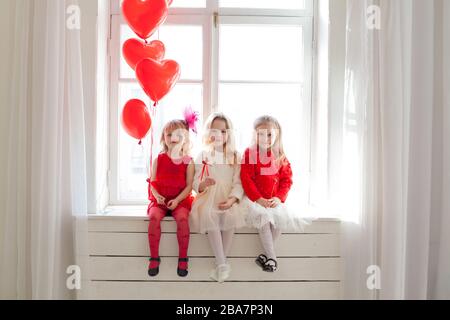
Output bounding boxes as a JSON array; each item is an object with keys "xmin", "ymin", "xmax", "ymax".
[{"xmin": 108, "ymin": 0, "xmax": 314, "ymax": 206}]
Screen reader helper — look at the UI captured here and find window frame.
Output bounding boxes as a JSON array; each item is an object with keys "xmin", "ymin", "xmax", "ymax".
[{"xmin": 107, "ymin": 0, "xmax": 315, "ymax": 206}]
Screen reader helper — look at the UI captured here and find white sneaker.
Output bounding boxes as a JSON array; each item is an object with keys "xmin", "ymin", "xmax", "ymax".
[
  {"xmin": 209, "ymin": 268, "xmax": 218, "ymax": 281},
  {"xmin": 217, "ymin": 264, "xmax": 231, "ymax": 283}
]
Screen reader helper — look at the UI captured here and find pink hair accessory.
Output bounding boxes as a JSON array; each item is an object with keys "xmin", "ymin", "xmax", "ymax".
[{"xmin": 184, "ymin": 106, "xmax": 200, "ymax": 134}]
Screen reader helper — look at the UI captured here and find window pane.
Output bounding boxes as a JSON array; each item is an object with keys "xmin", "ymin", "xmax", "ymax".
[
  {"xmin": 171, "ymin": 0, "xmax": 206, "ymax": 8},
  {"xmin": 220, "ymin": 0, "xmax": 305, "ymax": 10},
  {"xmin": 120, "ymin": 24, "xmax": 203, "ymax": 81},
  {"xmin": 219, "ymin": 83, "xmax": 308, "ymax": 204},
  {"xmin": 118, "ymin": 82, "xmax": 203, "ymax": 201},
  {"xmin": 219, "ymin": 24, "xmax": 304, "ymax": 82}
]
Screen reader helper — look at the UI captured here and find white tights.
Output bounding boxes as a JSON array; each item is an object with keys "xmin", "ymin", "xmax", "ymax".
[
  {"xmin": 207, "ymin": 229, "xmax": 235, "ymax": 266},
  {"xmin": 258, "ymin": 223, "xmax": 282, "ymax": 260}
]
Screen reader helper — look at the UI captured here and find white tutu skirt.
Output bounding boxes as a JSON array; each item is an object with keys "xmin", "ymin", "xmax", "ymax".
[
  {"xmin": 190, "ymin": 186, "xmax": 248, "ymax": 234},
  {"xmin": 243, "ymin": 197, "xmax": 310, "ymax": 232}
]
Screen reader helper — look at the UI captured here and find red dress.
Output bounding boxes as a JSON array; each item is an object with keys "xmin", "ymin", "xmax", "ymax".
[
  {"xmin": 240, "ymin": 147, "xmax": 293, "ymax": 203},
  {"xmin": 148, "ymin": 153, "xmax": 194, "ymax": 212}
]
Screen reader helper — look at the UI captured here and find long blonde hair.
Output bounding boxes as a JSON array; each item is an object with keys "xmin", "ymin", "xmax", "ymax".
[
  {"xmin": 253, "ymin": 115, "xmax": 287, "ymax": 165},
  {"xmin": 203, "ymin": 112, "xmax": 238, "ymax": 166},
  {"xmin": 160, "ymin": 120, "xmax": 192, "ymax": 157}
]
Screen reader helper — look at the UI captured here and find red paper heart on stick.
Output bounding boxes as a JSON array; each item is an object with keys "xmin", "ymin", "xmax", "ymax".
[
  {"xmin": 121, "ymin": 0, "xmax": 168, "ymax": 40},
  {"xmin": 123, "ymin": 39, "xmax": 165, "ymax": 70},
  {"xmin": 121, "ymin": 99, "xmax": 152, "ymax": 142},
  {"xmin": 136, "ymin": 59, "xmax": 181, "ymax": 104}
]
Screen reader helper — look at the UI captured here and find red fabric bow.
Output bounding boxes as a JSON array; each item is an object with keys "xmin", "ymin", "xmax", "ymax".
[{"xmin": 200, "ymin": 160, "xmax": 210, "ymax": 181}]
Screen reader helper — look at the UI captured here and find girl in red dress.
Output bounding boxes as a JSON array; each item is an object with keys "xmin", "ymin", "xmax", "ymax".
[
  {"xmin": 147, "ymin": 119, "xmax": 195, "ymax": 277},
  {"xmin": 240, "ymin": 116, "xmax": 308, "ymax": 273}
]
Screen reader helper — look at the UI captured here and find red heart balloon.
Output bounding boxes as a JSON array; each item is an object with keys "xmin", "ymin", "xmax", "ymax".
[
  {"xmin": 121, "ymin": 99, "xmax": 152, "ymax": 141},
  {"xmin": 136, "ymin": 59, "xmax": 181, "ymax": 104},
  {"xmin": 121, "ymin": 0, "xmax": 168, "ymax": 40},
  {"xmin": 123, "ymin": 39, "xmax": 165, "ymax": 70}
]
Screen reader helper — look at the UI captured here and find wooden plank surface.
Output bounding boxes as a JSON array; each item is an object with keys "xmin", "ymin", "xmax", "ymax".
[
  {"xmin": 89, "ymin": 281, "xmax": 341, "ymax": 300},
  {"xmin": 88, "ymin": 218, "xmax": 340, "ymax": 234},
  {"xmin": 89, "ymin": 233, "xmax": 340, "ymax": 257},
  {"xmin": 89, "ymin": 256, "xmax": 341, "ymax": 281}
]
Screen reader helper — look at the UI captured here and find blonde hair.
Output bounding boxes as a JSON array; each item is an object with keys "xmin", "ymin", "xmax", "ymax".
[
  {"xmin": 203, "ymin": 112, "xmax": 238, "ymax": 166},
  {"xmin": 160, "ymin": 120, "xmax": 192, "ymax": 157},
  {"xmin": 253, "ymin": 115, "xmax": 287, "ymax": 165}
]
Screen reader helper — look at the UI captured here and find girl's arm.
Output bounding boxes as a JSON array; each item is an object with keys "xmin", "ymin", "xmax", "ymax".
[
  {"xmin": 150, "ymin": 158, "xmax": 164, "ymax": 201},
  {"xmin": 229, "ymin": 157, "xmax": 244, "ymax": 202},
  {"xmin": 193, "ymin": 153, "xmax": 215, "ymax": 194},
  {"xmin": 240, "ymin": 149, "xmax": 264, "ymax": 202},
  {"xmin": 167, "ymin": 160, "xmax": 195, "ymax": 210},
  {"xmin": 275, "ymin": 159, "xmax": 293, "ymax": 203},
  {"xmin": 192, "ymin": 153, "xmax": 203, "ymax": 194}
]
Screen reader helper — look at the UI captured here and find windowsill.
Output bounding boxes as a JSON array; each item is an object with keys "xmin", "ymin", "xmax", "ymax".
[{"xmin": 89, "ymin": 205, "xmax": 341, "ymax": 222}]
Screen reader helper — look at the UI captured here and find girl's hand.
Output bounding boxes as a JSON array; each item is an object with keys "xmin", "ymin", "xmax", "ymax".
[
  {"xmin": 167, "ymin": 198, "xmax": 180, "ymax": 211},
  {"xmin": 218, "ymin": 197, "xmax": 238, "ymax": 211},
  {"xmin": 256, "ymin": 198, "xmax": 272, "ymax": 208},
  {"xmin": 199, "ymin": 178, "xmax": 216, "ymax": 193},
  {"xmin": 155, "ymin": 194, "xmax": 166, "ymax": 205},
  {"xmin": 269, "ymin": 197, "xmax": 282, "ymax": 208}
]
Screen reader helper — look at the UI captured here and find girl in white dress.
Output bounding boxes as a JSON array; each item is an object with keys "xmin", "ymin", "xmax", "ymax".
[{"xmin": 190, "ymin": 113, "xmax": 247, "ymax": 282}]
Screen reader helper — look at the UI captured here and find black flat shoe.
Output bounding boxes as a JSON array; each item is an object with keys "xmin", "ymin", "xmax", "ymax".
[
  {"xmin": 177, "ymin": 258, "xmax": 189, "ymax": 277},
  {"xmin": 255, "ymin": 254, "xmax": 268, "ymax": 269},
  {"xmin": 262, "ymin": 259, "xmax": 278, "ymax": 273},
  {"xmin": 148, "ymin": 257, "xmax": 161, "ymax": 277}
]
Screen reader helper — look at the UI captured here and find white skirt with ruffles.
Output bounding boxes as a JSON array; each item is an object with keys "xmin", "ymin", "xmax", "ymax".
[{"xmin": 243, "ymin": 197, "xmax": 311, "ymax": 232}]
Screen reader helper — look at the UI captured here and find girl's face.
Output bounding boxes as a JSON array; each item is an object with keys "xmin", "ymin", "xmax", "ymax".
[
  {"xmin": 256, "ymin": 123, "xmax": 278, "ymax": 151},
  {"xmin": 208, "ymin": 119, "xmax": 228, "ymax": 150},
  {"xmin": 164, "ymin": 127, "xmax": 186, "ymax": 151}
]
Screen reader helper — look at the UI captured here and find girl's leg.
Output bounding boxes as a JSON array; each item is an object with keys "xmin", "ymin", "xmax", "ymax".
[
  {"xmin": 207, "ymin": 230, "xmax": 226, "ymax": 266},
  {"xmin": 172, "ymin": 207, "xmax": 191, "ymax": 271},
  {"xmin": 270, "ymin": 224, "xmax": 282, "ymax": 242},
  {"xmin": 258, "ymin": 223, "xmax": 277, "ymax": 261},
  {"xmin": 222, "ymin": 229, "xmax": 235, "ymax": 257},
  {"xmin": 148, "ymin": 207, "xmax": 166, "ymax": 268}
]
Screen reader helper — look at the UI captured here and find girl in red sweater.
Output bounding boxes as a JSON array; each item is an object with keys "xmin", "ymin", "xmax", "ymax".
[
  {"xmin": 147, "ymin": 119, "xmax": 195, "ymax": 278},
  {"xmin": 240, "ymin": 116, "xmax": 308, "ymax": 272}
]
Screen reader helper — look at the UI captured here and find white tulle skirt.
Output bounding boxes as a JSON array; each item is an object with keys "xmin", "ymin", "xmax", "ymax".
[
  {"xmin": 190, "ymin": 186, "xmax": 248, "ymax": 234},
  {"xmin": 243, "ymin": 197, "xmax": 311, "ymax": 232}
]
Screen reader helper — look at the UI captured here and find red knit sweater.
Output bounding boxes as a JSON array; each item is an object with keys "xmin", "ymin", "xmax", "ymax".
[{"xmin": 240, "ymin": 148, "xmax": 293, "ymax": 203}]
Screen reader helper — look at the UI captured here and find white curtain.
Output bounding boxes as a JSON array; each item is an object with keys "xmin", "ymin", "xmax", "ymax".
[
  {"xmin": 337, "ymin": 0, "xmax": 450, "ymax": 299},
  {"xmin": 0, "ymin": 0, "xmax": 89, "ymax": 299}
]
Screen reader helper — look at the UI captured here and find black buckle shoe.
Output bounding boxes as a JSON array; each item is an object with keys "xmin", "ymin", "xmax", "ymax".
[
  {"xmin": 255, "ymin": 254, "xmax": 268, "ymax": 269},
  {"xmin": 148, "ymin": 257, "xmax": 161, "ymax": 277},
  {"xmin": 177, "ymin": 258, "xmax": 189, "ymax": 277},
  {"xmin": 262, "ymin": 259, "xmax": 278, "ymax": 273}
]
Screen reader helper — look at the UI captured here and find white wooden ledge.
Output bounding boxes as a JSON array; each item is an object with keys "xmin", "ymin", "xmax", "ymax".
[{"xmin": 81, "ymin": 208, "xmax": 342, "ymax": 300}]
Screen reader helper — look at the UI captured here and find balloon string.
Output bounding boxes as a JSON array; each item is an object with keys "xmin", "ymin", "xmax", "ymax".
[{"xmin": 148, "ymin": 104, "xmax": 157, "ymax": 182}]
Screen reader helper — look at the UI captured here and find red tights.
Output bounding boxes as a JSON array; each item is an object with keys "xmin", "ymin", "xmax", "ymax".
[{"xmin": 148, "ymin": 206, "xmax": 190, "ymax": 270}]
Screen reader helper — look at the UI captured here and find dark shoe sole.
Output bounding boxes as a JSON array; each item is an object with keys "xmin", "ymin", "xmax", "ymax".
[
  {"xmin": 177, "ymin": 268, "xmax": 188, "ymax": 277},
  {"xmin": 148, "ymin": 267, "xmax": 159, "ymax": 277}
]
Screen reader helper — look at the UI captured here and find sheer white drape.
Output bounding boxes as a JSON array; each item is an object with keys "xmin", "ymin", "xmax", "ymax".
[
  {"xmin": 0, "ymin": 0, "xmax": 88, "ymax": 299},
  {"xmin": 338, "ymin": 0, "xmax": 450, "ymax": 299}
]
